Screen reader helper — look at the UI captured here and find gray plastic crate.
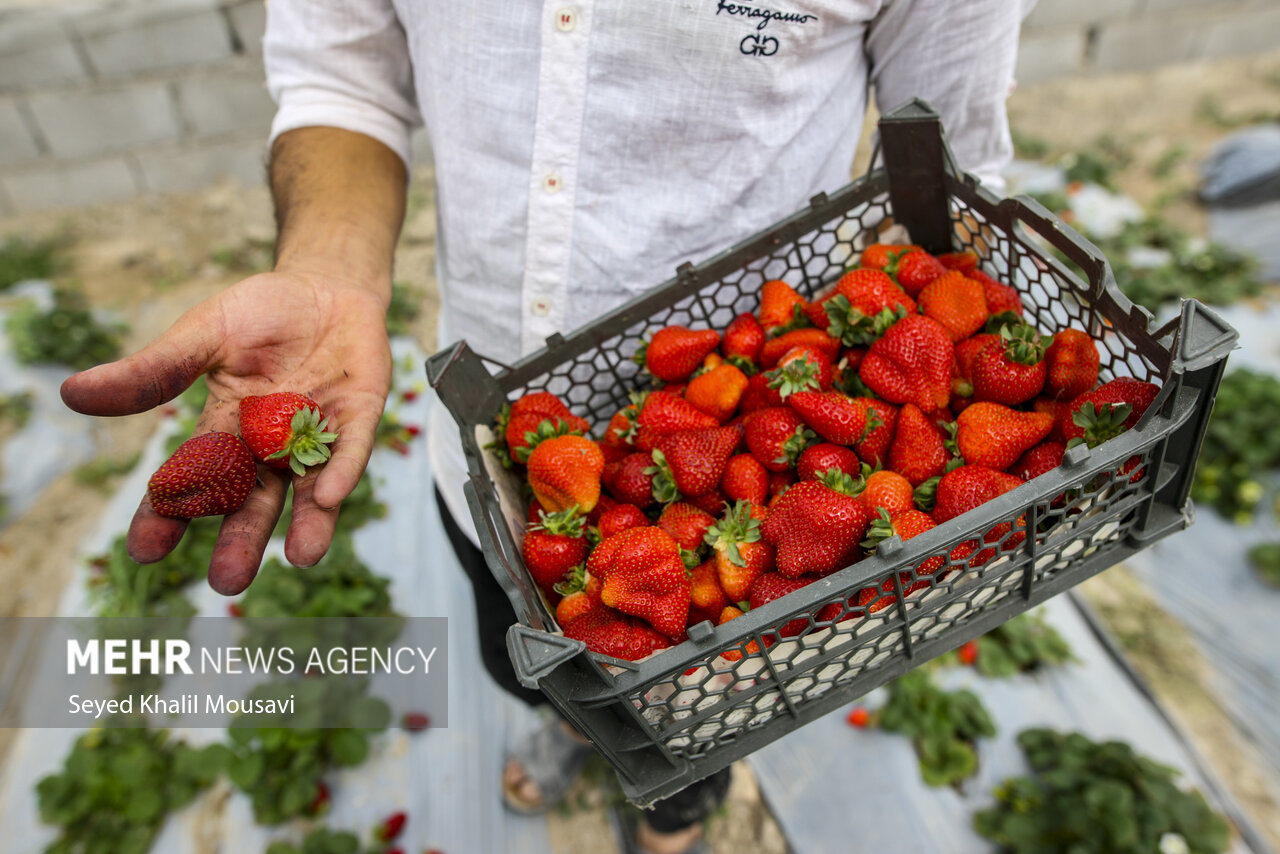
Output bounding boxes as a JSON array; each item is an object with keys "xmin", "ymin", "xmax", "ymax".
[{"xmin": 427, "ymin": 99, "xmax": 1238, "ymax": 807}]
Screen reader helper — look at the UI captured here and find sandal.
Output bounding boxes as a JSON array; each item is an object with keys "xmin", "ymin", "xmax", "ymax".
[
  {"xmin": 608, "ymin": 805, "xmax": 711, "ymax": 854},
  {"xmin": 501, "ymin": 715, "xmax": 596, "ymax": 815}
]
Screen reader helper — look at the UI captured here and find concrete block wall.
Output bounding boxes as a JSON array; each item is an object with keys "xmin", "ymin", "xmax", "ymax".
[{"xmin": 0, "ymin": 0, "xmax": 1278, "ymax": 216}]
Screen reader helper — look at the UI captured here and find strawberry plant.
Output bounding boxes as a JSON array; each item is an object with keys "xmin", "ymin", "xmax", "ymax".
[
  {"xmin": 1192, "ymin": 368, "xmax": 1280, "ymax": 524},
  {"xmin": 266, "ymin": 828, "xmax": 362, "ymax": 854},
  {"xmin": 0, "ymin": 390, "xmax": 33, "ymax": 428},
  {"xmin": 73, "ymin": 452, "xmax": 141, "ymax": 491},
  {"xmin": 877, "ymin": 669, "xmax": 996, "ymax": 787},
  {"xmin": 88, "ymin": 517, "xmax": 221, "ymax": 619},
  {"xmin": 1247, "ymin": 541, "xmax": 1280, "ymax": 588},
  {"xmin": 968, "ymin": 610, "xmax": 1075, "ymax": 678},
  {"xmin": 974, "ymin": 728, "xmax": 1231, "ymax": 853},
  {"xmin": 5, "ymin": 287, "xmax": 126, "ymax": 370},
  {"xmin": 0, "ymin": 234, "xmax": 62, "ymax": 290},
  {"xmin": 386, "ymin": 280, "xmax": 424, "ymax": 337},
  {"xmin": 36, "ymin": 727, "xmax": 228, "ymax": 854},
  {"xmin": 237, "ymin": 533, "xmax": 395, "ymax": 619}
]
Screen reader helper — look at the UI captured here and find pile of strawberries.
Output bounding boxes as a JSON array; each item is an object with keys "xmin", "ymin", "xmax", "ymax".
[{"xmin": 495, "ymin": 244, "xmax": 1159, "ymax": 662}]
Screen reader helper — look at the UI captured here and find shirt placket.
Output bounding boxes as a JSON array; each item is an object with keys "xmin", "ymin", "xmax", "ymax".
[{"xmin": 519, "ymin": 2, "xmax": 595, "ymax": 357}]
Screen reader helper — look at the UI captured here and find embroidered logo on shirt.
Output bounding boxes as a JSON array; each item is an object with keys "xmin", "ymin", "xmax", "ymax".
[{"xmin": 717, "ymin": 0, "xmax": 819, "ymax": 32}]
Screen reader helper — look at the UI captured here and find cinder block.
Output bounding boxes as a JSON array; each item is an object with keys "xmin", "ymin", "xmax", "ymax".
[
  {"xmin": 74, "ymin": 0, "xmax": 233, "ymax": 77},
  {"xmin": 175, "ymin": 67, "xmax": 276, "ymax": 137},
  {"xmin": 1202, "ymin": 6, "xmax": 1280, "ymax": 59},
  {"xmin": 226, "ymin": 0, "xmax": 266, "ymax": 56},
  {"xmin": 1, "ymin": 156, "xmax": 140, "ymax": 214},
  {"xmin": 26, "ymin": 81, "xmax": 182, "ymax": 160},
  {"xmin": 0, "ymin": 99, "xmax": 42, "ymax": 166},
  {"xmin": 135, "ymin": 136, "xmax": 268, "ymax": 193},
  {"xmin": 1023, "ymin": 0, "xmax": 1141, "ymax": 30},
  {"xmin": 1092, "ymin": 18, "xmax": 1206, "ymax": 72},
  {"xmin": 0, "ymin": 13, "xmax": 87, "ymax": 91},
  {"xmin": 1014, "ymin": 28, "xmax": 1087, "ymax": 85}
]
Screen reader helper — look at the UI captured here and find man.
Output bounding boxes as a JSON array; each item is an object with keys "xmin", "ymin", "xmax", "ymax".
[{"xmin": 60, "ymin": 2, "xmax": 1022, "ymax": 850}]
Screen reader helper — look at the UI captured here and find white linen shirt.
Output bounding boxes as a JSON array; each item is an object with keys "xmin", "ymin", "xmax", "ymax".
[{"xmin": 264, "ymin": 0, "xmax": 1023, "ymax": 544}]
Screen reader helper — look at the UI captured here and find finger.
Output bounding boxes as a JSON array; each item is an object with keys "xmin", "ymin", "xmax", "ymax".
[
  {"xmin": 60, "ymin": 305, "xmax": 221, "ymax": 417},
  {"xmin": 207, "ymin": 468, "xmax": 290, "ymax": 596},
  {"xmin": 126, "ymin": 497, "xmax": 189, "ymax": 564},
  {"xmin": 312, "ymin": 392, "xmax": 384, "ymax": 510},
  {"xmin": 284, "ymin": 469, "xmax": 341, "ymax": 568}
]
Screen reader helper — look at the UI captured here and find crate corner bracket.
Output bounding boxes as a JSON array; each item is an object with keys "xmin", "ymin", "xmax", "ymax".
[{"xmin": 506, "ymin": 624, "xmax": 586, "ymax": 689}]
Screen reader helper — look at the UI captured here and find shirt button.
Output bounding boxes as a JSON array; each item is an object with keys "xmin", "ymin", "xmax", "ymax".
[
  {"xmin": 555, "ymin": 7, "xmax": 577, "ymax": 32},
  {"xmin": 531, "ymin": 296, "xmax": 552, "ymax": 316},
  {"xmin": 542, "ymin": 172, "xmax": 563, "ymax": 194}
]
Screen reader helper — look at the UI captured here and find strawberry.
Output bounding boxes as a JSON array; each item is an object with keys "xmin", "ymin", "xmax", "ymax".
[
  {"xmin": 831, "ymin": 268, "xmax": 916, "ymax": 342},
  {"xmin": 705, "ymin": 500, "xmax": 775, "ymax": 601},
  {"xmin": 308, "ymin": 780, "xmax": 331, "ymax": 816},
  {"xmin": 851, "ymin": 398, "xmax": 898, "ymax": 466},
  {"xmin": 967, "ymin": 269, "xmax": 1023, "ymax": 316},
  {"xmin": 722, "ymin": 313, "xmax": 766, "ymax": 373},
  {"xmin": 522, "ymin": 506, "xmax": 588, "ymax": 593},
  {"xmin": 604, "ymin": 452, "xmax": 656, "ymax": 507},
  {"xmin": 564, "ymin": 607, "xmax": 672, "ymax": 661},
  {"xmin": 1044, "ymin": 329, "xmax": 1101, "ymax": 401},
  {"xmin": 938, "ymin": 251, "xmax": 979, "ymax": 272},
  {"xmin": 957, "ymin": 640, "xmax": 979, "ymax": 665},
  {"xmin": 765, "ymin": 346, "xmax": 834, "ymax": 399},
  {"xmin": 650, "ymin": 426, "xmax": 740, "ymax": 502},
  {"xmin": 376, "ymin": 811, "xmax": 408, "ymax": 842},
  {"xmin": 147, "ymin": 432, "xmax": 256, "ymax": 519},
  {"xmin": 823, "ymin": 293, "xmax": 909, "ymax": 347},
  {"xmin": 510, "ymin": 391, "xmax": 574, "ymax": 421},
  {"xmin": 931, "ymin": 465, "xmax": 1024, "ymax": 525},
  {"xmin": 1011, "ymin": 440, "xmax": 1066, "ymax": 482},
  {"xmin": 401, "ymin": 711, "xmax": 431, "ymax": 731},
  {"xmin": 657, "ymin": 502, "xmax": 717, "ymax": 552},
  {"xmin": 784, "ymin": 391, "xmax": 863, "ymax": 445},
  {"xmin": 599, "ymin": 405, "xmax": 638, "ymax": 458},
  {"xmin": 859, "ymin": 314, "xmax": 954, "ymax": 412},
  {"xmin": 685, "ymin": 487, "xmax": 731, "ymax": 516},
  {"xmin": 717, "ymin": 605, "xmax": 767, "ymax": 662},
  {"xmin": 955, "ymin": 402, "xmax": 1053, "ymax": 471},
  {"xmin": 759, "ymin": 328, "xmax": 841, "ymax": 369},
  {"xmin": 526, "ymin": 434, "xmax": 605, "ymax": 513},
  {"xmin": 758, "ymin": 279, "xmax": 810, "ymax": 334},
  {"xmin": 768, "ymin": 469, "xmax": 796, "ymax": 501},
  {"xmin": 684, "ymin": 362, "xmax": 749, "ymax": 422},
  {"xmin": 506, "ymin": 412, "xmax": 592, "ymax": 465},
  {"xmin": 590, "ymin": 527, "xmax": 690, "ymax": 639},
  {"xmin": 862, "ymin": 507, "xmax": 944, "ymax": 591},
  {"xmin": 1061, "ymin": 377, "xmax": 1160, "ymax": 447},
  {"xmin": 739, "ymin": 371, "xmax": 785, "ymax": 414},
  {"xmin": 635, "ymin": 391, "xmax": 719, "ymax": 449},
  {"xmin": 846, "ymin": 706, "xmax": 871, "ymax": 728},
  {"xmin": 859, "ymin": 243, "xmax": 921, "ymax": 270},
  {"xmin": 761, "ymin": 471, "xmax": 870, "ymax": 577},
  {"xmin": 886, "ymin": 249, "xmax": 949, "ymax": 297},
  {"xmin": 748, "ymin": 572, "xmax": 815, "ymax": 637},
  {"xmin": 954, "ymin": 333, "xmax": 999, "ymax": 383},
  {"xmin": 886, "ymin": 403, "xmax": 954, "ymax": 487},
  {"xmin": 596, "ymin": 502, "xmax": 649, "ymax": 539},
  {"xmin": 917, "ymin": 271, "xmax": 989, "ymax": 342},
  {"xmin": 554, "ymin": 565, "xmax": 603, "ymax": 625},
  {"xmin": 804, "ymin": 290, "xmax": 839, "ymax": 331},
  {"xmin": 970, "ymin": 323, "xmax": 1048, "ymax": 405},
  {"xmin": 721, "ymin": 453, "xmax": 770, "ymax": 505},
  {"xmin": 239, "ymin": 392, "xmax": 338, "ymax": 475},
  {"xmin": 635, "ymin": 326, "xmax": 720, "ymax": 383},
  {"xmin": 744, "ymin": 407, "xmax": 815, "ymax": 472},
  {"xmin": 859, "ymin": 469, "xmax": 915, "ymax": 519},
  {"xmin": 797, "ymin": 442, "xmax": 860, "ymax": 482},
  {"xmin": 1033, "ymin": 396, "xmax": 1073, "ymax": 443},
  {"xmin": 688, "ymin": 559, "xmax": 730, "ymax": 627}
]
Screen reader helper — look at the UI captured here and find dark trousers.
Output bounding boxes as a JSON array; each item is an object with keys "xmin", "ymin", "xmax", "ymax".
[{"xmin": 437, "ymin": 490, "xmax": 731, "ymax": 833}]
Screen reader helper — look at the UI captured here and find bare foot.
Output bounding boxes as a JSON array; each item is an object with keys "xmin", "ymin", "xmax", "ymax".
[{"xmin": 502, "ymin": 721, "xmax": 592, "ymax": 811}]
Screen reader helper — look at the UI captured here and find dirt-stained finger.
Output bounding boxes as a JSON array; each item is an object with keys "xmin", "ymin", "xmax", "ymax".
[{"xmin": 207, "ymin": 468, "xmax": 289, "ymax": 596}]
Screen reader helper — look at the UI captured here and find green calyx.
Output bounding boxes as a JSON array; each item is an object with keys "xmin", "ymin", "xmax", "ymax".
[
  {"xmin": 514, "ymin": 417, "xmax": 579, "ymax": 464},
  {"xmin": 825, "ymin": 296, "xmax": 906, "ymax": 346},
  {"xmin": 485, "ymin": 403, "xmax": 514, "ymax": 468},
  {"xmin": 942, "ymin": 420, "xmax": 961, "ymax": 459},
  {"xmin": 984, "ymin": 310, "xmax": 1024, "ymax": 335},
  {"xmin": 914, "ymin": 476, "xmax": 941, "ymax": 512},
  {"xmin": 819, "ymin": 468, "xmax": 862, "ymax": 497},
  {"xmin": 269, "ymin": 406, "xmax": 339, "ymax": 476},
  {"xmin": 856, "ymin": 406, "xmax": 884, "ymax": 447},
  {"xmin": 530, "ymin": 505, "xmax": 585, "ymax": 538},
  {"xmin": 703, "ymin": 500, "xmax": 762, "ymax": 568},
  {"xmin": 552, "ymin": 564, "xmax": 588, "ymax": 597},
  {"xmin": 1000, "ymin": 323, "xmax": 1046, "ymax": 366},
  {"xmin": 772, "ymin": 425, "xmax": 817, "ymax": 468},
  {"xmin": 646, "ymin": 449, "xmax": 681, "ymax": 505},
  {"xmin": 1068, "ymin": 401, "xmax": 1134, "ymax": 449},
  {"xmin": 725, "ymin": 354, "xmax": 759, "ymax": 376},
  {"xmin": 882, "ymin": 248, "xmax": 917, "ymax": 279},
  {"xmin": 765, "ymin": 356, "xmax": 821, "ymax": 400},
  {"xmin": 860, "ymin": 507, "xmax": 896, "ymax": 551},
  {"xmin": 766, "ymin": 303, "xmax": 813, "ymax": 338},
  {"xmin": 632, "ymin": 338, "xmax": 650, "ymax": 370},
  {"xmin": 680, "ymin": 548, "xmax": 704, "ymax": 571}
]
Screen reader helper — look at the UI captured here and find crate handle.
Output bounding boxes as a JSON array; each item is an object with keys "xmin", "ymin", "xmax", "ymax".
[
  {"xmin": 463, "ymin": 474, "xmax": 548, "ymax": 632},
  {"xmin": 1004, "ymin": 196, "xmax": 1109, "ymax": 290}
]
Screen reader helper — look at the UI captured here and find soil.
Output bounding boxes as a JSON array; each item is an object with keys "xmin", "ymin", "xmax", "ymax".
[{"xmin": 1, "ymin": 47, "xmax": 1278, "ymax": 853}]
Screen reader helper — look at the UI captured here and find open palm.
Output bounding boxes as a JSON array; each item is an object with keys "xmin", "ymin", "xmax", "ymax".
[{"xmin": 61, "ymin": 270, "xmax": 392, "ymax": 594}]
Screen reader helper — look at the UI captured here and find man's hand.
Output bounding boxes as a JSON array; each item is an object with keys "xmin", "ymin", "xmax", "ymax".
[
  {"xmin": 60, "ymin": 271, "xmax": 392, "ymax": 594},
  {"xmin": 60, "ymin": 126, "xmax": 409, "ymax": 595}
]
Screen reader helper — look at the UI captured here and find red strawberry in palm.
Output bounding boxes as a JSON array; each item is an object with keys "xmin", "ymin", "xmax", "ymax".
[
  {"xmin": 635, "ymin": 326, "xmax": 720, "ymax": 383},
  {"xmin": 917, "ymin": 271, "xmax": 988, "ymax": 342},
  {"xmin": 239, "ymin": 392, "xmax": 339, "ymax": 476},
  {"xmin": 1044, "ymin": 329, "xmax": 1101, "ymax": 401},
  {"xmin": 705, "ymin": 500, "xmax": 775, "ymax": 601},
  {"xmin": 762, "ymin": 470, "xmax": 870, "ymax": 577},
  {"xmin": 797, "ymin": 442, "xmax": 860, "ymax": 482},
  {"xmin": 970, "ymin": 323, "xmax": 1048, "ymax": 406},
  {"xmin": 722, "ymin": 313, "xmax": 766, "ymax": 373},
  {"xmin": 1061, "ymin": 377, "xmax": 1160, "ymax": 448},
  {"xmin": 758, "ymin": 279, "xmax": 809, "ymax": 334},
  {"xmin": 147, "ymin": 431, "xmax": 257, "ymax": 518},
  {"xmin": 564, "ymin": 607, "xmax": 672, "ymax": 661},
  {"xmin": 744, "ymin": 407, "xmax": 815, "ymax": 473},
  {"xmin": 522, "ymin": 506, "xmax": 588, "ymax": 594},
  {"xmin": 887, "ymin": 403, "xmax": 953, "ymax": 487},
  {"xmin": 859, "ymin": 314, "xmax": 954, "ymax": 413},
  {"xmin": 955, "ymin": 402, "xmax": 1053, "ymax": 471},
  {"xmin": 885, "ymin": 249, "xmax": 949, "ymax": 298},
  {"xmin": 650, "ymin": 426, "xmax": 740, "ymax": 502},
  {"xmin": 590, "ymin": 527, "xmax": 690, "ymax": 639}
]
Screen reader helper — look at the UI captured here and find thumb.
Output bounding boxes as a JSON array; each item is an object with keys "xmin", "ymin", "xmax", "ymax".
[{"xmin": 60, "ymin": 305, "xmax": 220, "ymax": 417}]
